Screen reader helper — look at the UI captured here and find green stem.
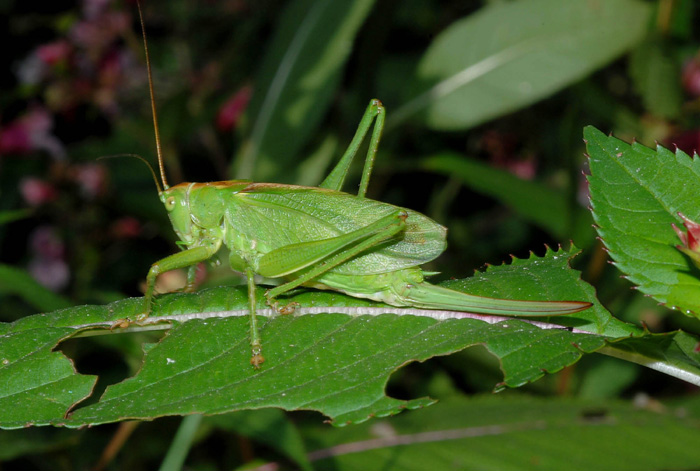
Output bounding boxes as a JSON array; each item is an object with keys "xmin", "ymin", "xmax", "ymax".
[{"xmin": 158, "ymin": 414, "xmax": 203, "ymax": 471}]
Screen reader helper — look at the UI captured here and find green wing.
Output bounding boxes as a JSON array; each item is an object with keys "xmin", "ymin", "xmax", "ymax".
[{"xmin": 224, "ymin": 184, "xmax": 446, "ymax": 275}]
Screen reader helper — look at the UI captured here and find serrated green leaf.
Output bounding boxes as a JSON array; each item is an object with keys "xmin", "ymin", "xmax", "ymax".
[
  {"xmin": 234, "ymin": 0, "xmax": 376, "ymax": 182},
  {"xmin": 393, "ymin": 0, "xmax": 650, "ymax": 131},
  {"xmin": 445, "ymin": 246, "xmax": 635, "ymax": 340},
  {"xmin": 585, "ymin": 126, "xmax": 700, "ymax": 315},
  {"xmin": 2, "ymin": 247, "xmax": 622, "ymax": 428},
  {"xmin": 0, "ymin": 326, "xmax": 96, "ymax": 428}
]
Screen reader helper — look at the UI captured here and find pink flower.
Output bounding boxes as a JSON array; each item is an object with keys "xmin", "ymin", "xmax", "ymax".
[
  {"xmin": 70, "ymin": 11, "xmax": 130, "ymax": 52},
  {"xmin": 37, "ymin": 40, "xmax": 72, "ymax": 66},
  {"xmin": 683, "ymin": 57, "xmax": 700, "ymax": 97},
  {"xmin": 20, "ymin": 178, "xmax": 59, "ymax": 207},
  {"xmin": 30, "ymin": 226, "xmax": 65, "ymax": 259},
  {"xmin": 217, "ymin": 86, "xmax": 252, "ymax": 133},
  {"xmin": 668, "ymin": 130, "xmax": 700, "ymax": 157},
  {"xmin": 28, "ymin": 257, "xmax": 70, "ymax": 292},
  {"xmin": 0, "ymin": 107, "xmax": 65, "ymax": 159},
  {"xmin": 111, "ymin": 217, "xmax": 142, "ymax": 239},
  {"xmin": 27, "ymin": 226, "xmax": 69, "ymax": 292},
  {"xmin": 82, "ymin": 0, "xmax": 112, "ymax": 20},
  {"xmin": 502, "ymin": 158, "xmax": 536, "ymax": 180},
  {"xmin": 673, "ymin": 212, "xmax": 700, "ymax": 267},
  {"xmin": 480, "ymin": 129, "xmax": 537, "ymax": 180},
  {"xmin": 0, "ymin": 121, "xmax": 31, "ymax": 154},
  {"xmin": 73, "ymin": 163, "xmax": 107, "ymax": 199},
  {"xmin": 92, "ymin": 49, "xmax": 128, "ymax": 114},
  {"xmin": 17, "ymin": 40, "xmax": 73, "ymax": 86}
]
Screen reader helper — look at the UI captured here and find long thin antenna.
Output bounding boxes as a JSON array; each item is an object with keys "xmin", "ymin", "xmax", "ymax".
[
  {"xmin": 98, "ymin": 154, "xmax": 163, "ymax": 193},
  {"xmin": 136, "ymin": 0, "xmax": 169, "ymax": 190}
]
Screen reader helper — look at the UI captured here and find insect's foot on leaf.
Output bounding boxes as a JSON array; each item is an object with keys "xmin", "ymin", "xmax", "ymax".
[
  {"xmin": 250, "ymin": 350, "xmax": 265, "ymax": 369},
  {"xmin": 265, "ymin": 294, "xmax": 300, "ymax": 315},
  {"xmin": 110, "ymin": 310, "xmax": 152, "ymax": 330},
  {"xmin": 109, "ymin": 318, "xmax": 132, "ymax": 330},
  {"xmin": 278, "ymin": 301, "xmax": 300, "ymax": 315}
]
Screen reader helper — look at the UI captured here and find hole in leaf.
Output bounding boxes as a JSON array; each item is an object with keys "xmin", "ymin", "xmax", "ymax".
[{"xmin": 55, "ymin": 330, "xmax": 166, "ymax": 409}]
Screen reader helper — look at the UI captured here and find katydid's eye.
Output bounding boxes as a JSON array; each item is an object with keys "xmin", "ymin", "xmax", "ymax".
[{"xmin": 165, "ymin": 196, "xmax": 176, "ymax": 211}]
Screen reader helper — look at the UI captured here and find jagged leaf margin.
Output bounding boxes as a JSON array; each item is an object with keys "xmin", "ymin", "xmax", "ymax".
[{"xmin": 585, "ymin": 126, "xmax": 700, "ymax": 316}]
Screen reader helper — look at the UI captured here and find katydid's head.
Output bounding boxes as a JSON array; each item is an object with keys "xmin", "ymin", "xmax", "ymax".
[
  {"xmin": 161, "ymin": 184, "xmax": 193, "ymax": 243},
  {"xmin": 160, "ymin": 183, "xmax": 228, "ymax": 245}
]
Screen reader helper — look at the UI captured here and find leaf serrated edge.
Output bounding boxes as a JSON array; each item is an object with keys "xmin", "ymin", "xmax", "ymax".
[
  {"xmin": 585, "ymin": 126, "xmax": 700, "ymax": 316},
  {"xmin": 478, "ymin": 243, "xmax": 581, "ymax": 273}
]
